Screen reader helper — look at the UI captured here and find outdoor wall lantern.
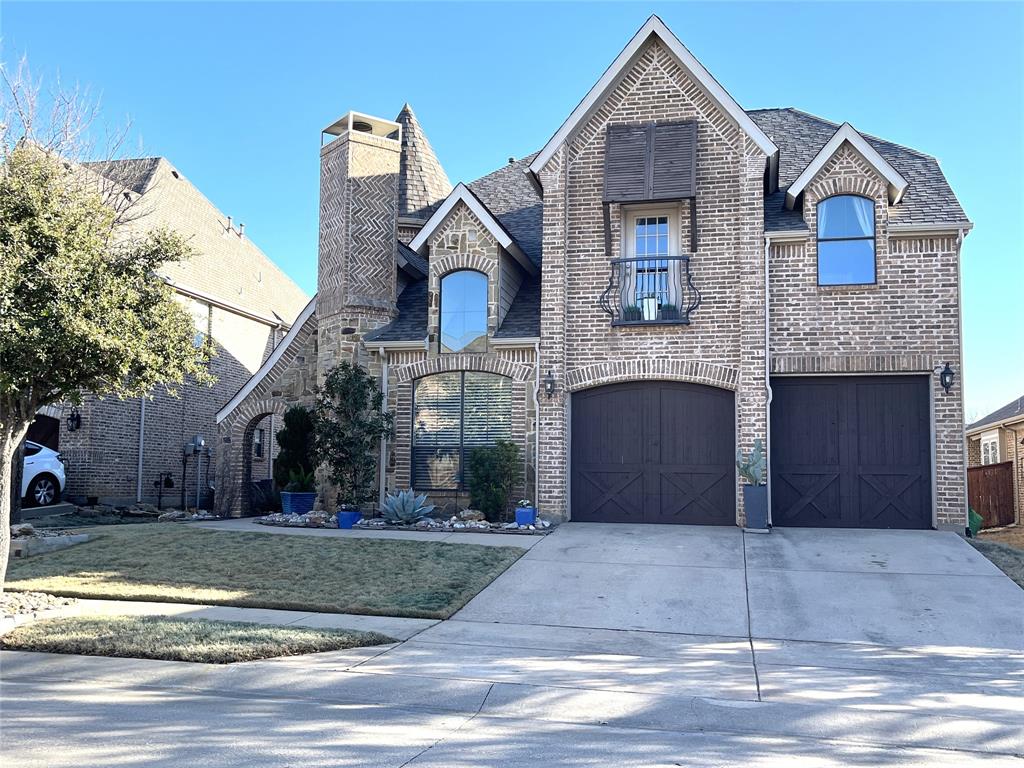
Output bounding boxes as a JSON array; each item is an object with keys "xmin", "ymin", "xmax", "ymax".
[
  {"xmin": 543, "ymin": 370, "xmax": 557, "ymax": 399},
  {"xmin": 66, "ymin": 407, "xmax": 82, "ymax": 432},
  {"xmin": 937, "ymin": 362, "xmax": 955, "ymax": 394}
]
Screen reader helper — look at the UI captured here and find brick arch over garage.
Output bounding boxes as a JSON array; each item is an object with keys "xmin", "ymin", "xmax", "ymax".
[
  {"xmin": 393, "ymin": 354, "xmax": 533, "ymax": 384},
  {"xmin": 219, "ymin": 398, "xmax": 290, "ymax": 517},
  {"xmin": 566, "ymin": 359, "xmax": 738, "ymax": 393}
]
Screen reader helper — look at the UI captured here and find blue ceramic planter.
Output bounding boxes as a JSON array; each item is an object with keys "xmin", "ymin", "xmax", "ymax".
[
  {"xmin": 337, "ymin": 510, "xmax": 362, "ymax": 529},
  {"xmin": 281, "ymin": 491, "xmax": 317, "ymax": 516},
  {"xmin": 515, "ymin": 507, "xmax": 537, "ymax": 527}
]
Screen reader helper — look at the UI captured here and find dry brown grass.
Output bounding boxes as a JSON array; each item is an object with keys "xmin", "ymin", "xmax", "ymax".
[
  {"xmin": 979, "ymin": 526, "xmax": 1024, "ymax": 552},
  {"xmin": 1, "ymin": 615, "xmax": 393, "ymax": 663},
  {"xmin": 5, "ymin": 523, "xmax": 524, "ymax": 619}
]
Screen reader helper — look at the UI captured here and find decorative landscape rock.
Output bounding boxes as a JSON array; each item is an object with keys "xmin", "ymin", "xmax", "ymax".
[{"xmin": 9, "ymin": 524, "xmax": 90, "ymax": 558}]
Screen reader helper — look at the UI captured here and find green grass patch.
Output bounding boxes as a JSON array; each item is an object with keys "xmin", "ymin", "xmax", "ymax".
[
  {"xmin": 1, "ymin": 615, "xmax": 393, "ymax": 663},
  {"xmin": 972, "ymin": 540, "xmax": 1024, "ymax": 590},
  {"xmin": 5, "ymin": 523, "xmax": 524, "ymax": 619}
]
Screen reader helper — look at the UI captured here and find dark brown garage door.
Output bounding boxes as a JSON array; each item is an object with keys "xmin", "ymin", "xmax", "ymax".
[
  {"xmin": 571, "ymin": 381, "xmax": 735, "ymax": 524},
  {"xmin": 770, "ymin": 376, "xmax": 932, "ymax": 529}
]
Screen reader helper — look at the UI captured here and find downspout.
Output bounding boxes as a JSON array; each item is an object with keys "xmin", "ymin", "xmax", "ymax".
[
  {"xmin": 764, "ymin": 234, "xmax": 774, "ymax": 528},
  {"xmin": 136, "ymin": 398, "xmax": 146, "ymax": 503},
  {"xmin": 956, "ymin": 227, "xmax": 967, "ymax": 526},
  {"xmin": 379, "ymin": 348, "xmax": 389, "ymax": 508},
  {"xmin": 534, "ymin": 340, "xmax": 541, "ymax": 506}
]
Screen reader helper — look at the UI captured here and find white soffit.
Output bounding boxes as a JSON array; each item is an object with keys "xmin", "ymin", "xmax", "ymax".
[
  {"xmin": 528, "ymin": 15, "xmax": 778, "ymax": 178},
  {"xmin": 785, "ymin": 122, "xmax": 909, "ymax": 210},
  {"xmin": 408, "ymin": 183, "xmax": 537, "ymax": 275}
]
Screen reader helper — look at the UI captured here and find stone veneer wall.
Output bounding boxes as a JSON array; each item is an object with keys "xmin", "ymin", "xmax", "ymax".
[
  {"xmin": 426, "ymin": 203, "xmax": 501, "ymax": 353},
  {"xmin": 768, "ymin": 141, "xmax": 967, "ymax": 528},
  {"xmin": 536, "ymin": 38, "xmax": 766, "ymax": 523}
]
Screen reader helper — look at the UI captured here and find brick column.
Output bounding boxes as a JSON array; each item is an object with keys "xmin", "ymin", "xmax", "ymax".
[{"xmin": 537, "ymin": 147, "xmax": 570, "ymax": 520}]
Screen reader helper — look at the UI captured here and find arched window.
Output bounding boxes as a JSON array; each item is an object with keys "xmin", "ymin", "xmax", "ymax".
[
  {"xmin": 816, "ymin": 195, "xmax": 876, "ymax": 285},
  {"xmin": 439, "ymin": 270, "xmax": 487, "ymax": 353},
  {"xmin": 412, "ymin": 372, "xmax": 512, "ymax": 490}
]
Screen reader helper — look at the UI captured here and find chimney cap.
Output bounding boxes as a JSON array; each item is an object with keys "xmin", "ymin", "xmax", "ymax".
[{"xmin": 322, "ymin": 111, "xmax": 402, "ymax": 145}]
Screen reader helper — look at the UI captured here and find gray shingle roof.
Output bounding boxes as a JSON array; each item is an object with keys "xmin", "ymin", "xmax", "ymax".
[
  {"xmin": 395, "ymin": 104, "xmax": 452, "ymax": 220},
  {"xmin": 968, "ymin": 395, "xmax": 1024, "ymax": 432},
  {"xmin": 749, "ymin": 108, "xmax": 969, "ymax": 230},
  {"xmin": 397, "ymin": 241, "xmax": 428, "ymax": 277},
  {"xmin": 468, "ymin": 153, "xmax": 543, "ymax": 268},
  {"xmin": 494, "ymin": 276, "xmax": 541, "ymax": 338},
  {"xmin": 363, "ymin": 278, "xmax": 428, "ymax": 343}
]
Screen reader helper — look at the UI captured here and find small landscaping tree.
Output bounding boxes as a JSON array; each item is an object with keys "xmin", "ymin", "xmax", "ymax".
[
  {"xmin": 273, "ymin": 405, "xmax": 316, "ymax": 488},
  {"xmin": 0, "ymin": 62, "xmax": 212, "ymax": 589},
  {"xmin": 467, "ymin": 440, "xmax": 521, "ymax": 522},
  {"xmin": 313, "ymin": 362, "xmax": 393, "ymax": 509}
]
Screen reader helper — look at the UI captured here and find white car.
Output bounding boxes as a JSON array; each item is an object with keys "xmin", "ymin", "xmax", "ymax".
[{"xmin": 22, "ymin": 441, "xmax": 66, "ymax": 507}]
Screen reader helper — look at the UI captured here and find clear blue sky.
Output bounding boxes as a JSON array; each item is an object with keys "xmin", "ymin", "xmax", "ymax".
[{"xmin": 3, "ymin": 2, "xmax": 1021, "ymax": 420}]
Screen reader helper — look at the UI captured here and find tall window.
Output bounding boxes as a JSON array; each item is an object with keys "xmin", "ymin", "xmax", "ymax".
[
  {"xmin": 817, "ymin": 195, "xmax": 876, "ymax": 285},
  {"xmin": 439, "ymin": 270, "xmax": 488, "ymax": 353},
  {"xmin": 412, "ymin": 372, "xmax": 512, "ymax": 490},
  {"xmin": 253, "ymin": 428, "xmax": 264, "ymax": 459}
]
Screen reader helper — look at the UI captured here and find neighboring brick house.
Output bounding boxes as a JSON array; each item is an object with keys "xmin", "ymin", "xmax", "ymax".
[
  {"xmin": 28, "ymin": 157, "xmax": 309, "ymax": 508},
  {"xmin": 966, "ymin": 396, "xmax": 1024, "ymax": 527},
  {"xmin": 217, "ymin": 17, "xmax": 972, "ymax": 531}
]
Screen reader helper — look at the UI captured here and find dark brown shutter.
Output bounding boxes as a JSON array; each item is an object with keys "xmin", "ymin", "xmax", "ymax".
[
  {"xmin": 603, "ymin": 121, "xmax": 697, "ymax": 202},
  {"xmin": 651, "ymin": 122, "xmax": 697, "ymax": 199},
  {"xmin": 603, "ymin": 124, "xmax": 649, "ymax": 202}
]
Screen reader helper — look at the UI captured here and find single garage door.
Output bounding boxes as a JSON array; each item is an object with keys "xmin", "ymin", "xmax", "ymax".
[
  {"xmin": 571, "ymin": 381, "xmax": 735, "ymax": 524},
  {"xmin": 770, "ymin": 375, "xmax": 932, "ymax": 529}
]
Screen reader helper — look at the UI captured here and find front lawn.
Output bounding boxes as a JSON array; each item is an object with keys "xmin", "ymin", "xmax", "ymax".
[
  {"xmin": 972, "ymin": 539, "xmax": 1024, "ymax": 590},
  {"xmin": 5, "ymin": 524, "xmax": 524, "ymax": 619},
  {"xmin": 1, "ymin": 615, "xmax": 393, "ymax": 663}
]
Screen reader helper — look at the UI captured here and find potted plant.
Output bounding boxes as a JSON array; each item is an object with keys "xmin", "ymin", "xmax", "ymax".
[
  {"xmin": 659, "ymin": 303, "xmax": 679, "ymax": 321},
  {"xmin": 381, "ymin": 489, "xmax": 435, "ymax": 527},
  {"xmin": 515, "ymin": 498, "xmax": 536, "ymax": 527},
  {"xmin": 314, "ymin": 362, "xmax": 394, "ymax": 523},
  {"xmin": 736, "ymin": 439, "xmax": 768, "ymax": 530},
  {"xmin": 281, "ymin": 468, "xmax": 317, "ymax": 516},
  {"xmin": 622, "ymin": 305, "xmax": 642, "ymax": 322}
]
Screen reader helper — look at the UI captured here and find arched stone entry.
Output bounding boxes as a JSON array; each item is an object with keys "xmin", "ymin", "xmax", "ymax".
[{"xmin": 218, "ymin": 399, "xmax": 289, "ymax": 517}]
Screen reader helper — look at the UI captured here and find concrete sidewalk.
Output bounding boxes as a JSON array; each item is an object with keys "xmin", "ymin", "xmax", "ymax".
[{"xmin": 50, "ymin": 598, "xmax": 438, "ymax": 640}]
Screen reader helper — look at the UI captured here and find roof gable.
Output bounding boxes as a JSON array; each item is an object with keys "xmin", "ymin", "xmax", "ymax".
[
  {"xmin": 785, "ymin": 122, "xmax": 908, "ymax": 210},
  {"xmin": 528, "ymin": 15, "xmax": 777, "ymax": 181},
  {"xmin": 409, "ymin": 183, "xmax": 538, "ymax": 275}
]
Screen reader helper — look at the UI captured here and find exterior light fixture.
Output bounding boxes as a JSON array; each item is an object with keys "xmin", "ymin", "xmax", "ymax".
[
  {"xmin": 66, "ymin": 407, "xmax": 82, "ymax": 432},
  {"xmin": 937, "ymin": 362, "xmax": 955, "ymax": 394},
  {"xmin": 543, "ymin": 370, "xmax": 557, "ymax": 399}
]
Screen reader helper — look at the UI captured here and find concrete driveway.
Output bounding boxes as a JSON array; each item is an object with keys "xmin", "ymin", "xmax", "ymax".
[{"xmin": 3, "ymin": 523, "xmax": 1023, "ymax": 766}]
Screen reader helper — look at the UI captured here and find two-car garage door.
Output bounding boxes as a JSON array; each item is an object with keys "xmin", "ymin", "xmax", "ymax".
[{"xmin": 570, "ymin": 376, "xmax": 933, "ymax": 529}]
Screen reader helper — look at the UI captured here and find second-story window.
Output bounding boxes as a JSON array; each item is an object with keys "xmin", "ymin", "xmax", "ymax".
[
  {"xmin": 817, "ymin": 195, "xmax": 876, "ymax": 285},
  {"xmin": 439, "ymin": 270, "xmax": 488, "ymax": 353},
  {"xmin": 624, "ymin": 209, "xmax": 681, "ymax": 321}
]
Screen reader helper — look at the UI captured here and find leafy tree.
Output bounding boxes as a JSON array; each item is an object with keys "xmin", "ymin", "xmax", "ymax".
[
  {"xmin": 313, "ymin": 362, "xmax": 393, "ymax": 508},
  {"xmin": 0, "ymin": 64, "xmax": 212, "ymax": 589},
  {"xmin": 273, "ymin": 405, "xmax": 316, "ymax": 488},
  {"xmin": 467, "ymin": 440, "xmax": 521, "ymax": 522}
]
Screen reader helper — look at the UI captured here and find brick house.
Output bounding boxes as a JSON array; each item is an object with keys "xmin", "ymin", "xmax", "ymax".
[
  {"xmin": 217, "ymin": 17, "xmax": 972, "ymax": 530},
  {"xmin": 966, "ymin": 396, "xmax": 1024, "ymax": 527},
  {"xmin": 29, "ymin": 157, "xmax": 309, "ymax": 508}
]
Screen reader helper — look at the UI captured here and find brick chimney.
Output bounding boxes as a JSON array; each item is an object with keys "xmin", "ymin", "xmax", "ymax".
[{"xmin": 317, "ymin": 111, "xmax": 402, "ymax": 372}]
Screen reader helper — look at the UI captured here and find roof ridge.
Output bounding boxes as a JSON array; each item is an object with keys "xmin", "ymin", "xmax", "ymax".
[{"xmin": 772, "ymin": 107, "xmax": 935, "ymax": 161}]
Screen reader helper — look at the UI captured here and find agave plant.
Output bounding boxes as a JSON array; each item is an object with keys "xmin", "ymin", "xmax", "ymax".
[
  {"xmin": 736, "ymin": 439, "xmax": 766, "ymax": 486},
  {"xmin": 381, "ymin": 488, "xmax": 435, "ymax": 524}
]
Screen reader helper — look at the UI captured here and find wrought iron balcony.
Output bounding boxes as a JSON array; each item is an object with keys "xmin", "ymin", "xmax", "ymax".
[{"xmin": 599, "ymin": 255, "xmax": 701, "ymax": 326}]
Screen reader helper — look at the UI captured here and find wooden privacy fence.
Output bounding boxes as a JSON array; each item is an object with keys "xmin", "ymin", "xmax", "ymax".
[{"xmin": 968, "ymin": 461, "xmax": 1015, "ymax": 528}]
